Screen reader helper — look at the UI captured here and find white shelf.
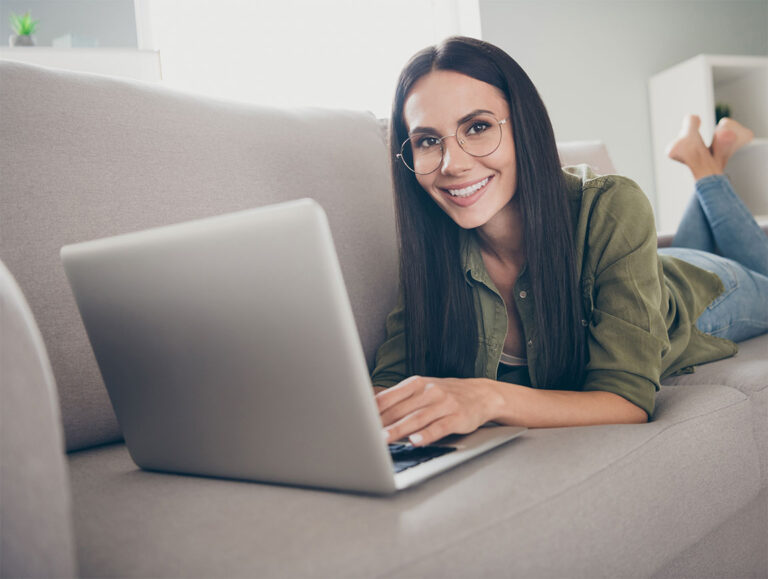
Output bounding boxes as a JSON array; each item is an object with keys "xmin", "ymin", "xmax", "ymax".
[
  {"xmin": 649, "ymin": 54, "xmax": 768, "ymax": 231},
  {"xmin": 0, "ymin": 47, "xmax": 161, "ymax": 82}
]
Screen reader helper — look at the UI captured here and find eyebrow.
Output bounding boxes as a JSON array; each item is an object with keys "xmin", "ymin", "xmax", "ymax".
[{"xmin": 408, "ymin": 109, "xmax": 497, "ymax": 136}]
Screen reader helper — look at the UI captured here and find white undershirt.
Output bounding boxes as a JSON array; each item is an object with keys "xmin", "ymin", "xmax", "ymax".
[{"xmin": 499, "ymin": 351, "xmax": 528, "ymax": 367}]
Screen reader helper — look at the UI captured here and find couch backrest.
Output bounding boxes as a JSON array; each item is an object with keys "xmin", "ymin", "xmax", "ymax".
[
  {"xmin": 0, "ymin": 61, "xmax": 398, "ymax": 452},
  {"xmin": 0, "ymin": 60, "xmax": 618, "ymax": 453}
]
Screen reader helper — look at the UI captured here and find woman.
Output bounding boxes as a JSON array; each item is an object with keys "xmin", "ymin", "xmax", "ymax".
[{"xmin": 370, "ymin": 36, "xmax": 768, "ymax": 446}]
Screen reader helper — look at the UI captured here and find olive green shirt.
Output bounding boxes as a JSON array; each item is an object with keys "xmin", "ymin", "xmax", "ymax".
[{"xmin": 370, "ymin": 165, "xmax": 738, "ymax": 417}]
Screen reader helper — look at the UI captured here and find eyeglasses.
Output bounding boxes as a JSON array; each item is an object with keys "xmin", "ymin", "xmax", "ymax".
[{"xmin": 396, "ymin": 114, "xmax": 509, "ymax": 175}]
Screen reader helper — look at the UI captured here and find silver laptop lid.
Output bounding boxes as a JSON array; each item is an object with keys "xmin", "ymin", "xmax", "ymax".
[{"xmin": 61, "ymin": 199, "xmax": 397, "ymax": 493}]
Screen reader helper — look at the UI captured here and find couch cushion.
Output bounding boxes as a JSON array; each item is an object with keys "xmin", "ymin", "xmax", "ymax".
[
  {"xmin": 68, "ymin": 382, "xmax": 759, "ymax": 578},
  {"xmin": 661, "ymin": 332, "xmax": 767, "ymax": 394},
  {"xmin": 652, "ymin": 488, "xmax": 768, "ymax": 579},
  {"xmin": 0, "ymin": 61, "xmax": 398, "ymax": 452},
  {"xmin": 0, "ymin": 260, "xmax": 78, "ymax": 578},
  {"xmin": 662, "ymin": 332, "xmax": 768, "ymax": 485}
]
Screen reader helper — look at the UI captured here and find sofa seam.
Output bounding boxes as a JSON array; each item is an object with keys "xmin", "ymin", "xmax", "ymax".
[{"xmin": 662, "ymin": 378, "xmax": 768, "ymax": 394}]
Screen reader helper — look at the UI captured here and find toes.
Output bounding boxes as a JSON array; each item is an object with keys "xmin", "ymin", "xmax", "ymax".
[
  {"xmin": 682, "ymin": 114, "xmax": 701, "ymax": 135},
  {"xmin": 712, "ymin": 119, "xmax": 754, "ymax": 168}
]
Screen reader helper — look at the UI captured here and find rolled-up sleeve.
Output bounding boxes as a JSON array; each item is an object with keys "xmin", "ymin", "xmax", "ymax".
[{"xmin": 581, "ymin": 177, "xmax": 671, "ymax": 417}]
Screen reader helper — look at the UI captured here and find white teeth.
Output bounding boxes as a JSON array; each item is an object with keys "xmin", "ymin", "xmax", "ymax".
[{"xmin": 447, "ymin": 177, "xmax": 489, "ymax": 197}]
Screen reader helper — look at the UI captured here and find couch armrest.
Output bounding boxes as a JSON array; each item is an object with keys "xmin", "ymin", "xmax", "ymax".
[
  {"xmin": 557, "ymin": 140, "xmax": 616, "ymax": 175},
  {"xmin": 0, "ymin": 259, "xmax": 77, "ymax": 578}
]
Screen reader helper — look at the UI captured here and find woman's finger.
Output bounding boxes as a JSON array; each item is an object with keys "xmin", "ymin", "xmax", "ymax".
[
  {"xmin": 379, "ymin": 381, "xmax": 442, "ymax": 428},
  {"xmin": 407, "ymin": 415, "xmax": 457, "ymax": 446},
  {"xmin": 384, "ymin": 397, "xmax": 450, "ymax": 444},
  {"xmin": 375, "ymin": 375, "xmax": 426, "ymax": 413}
]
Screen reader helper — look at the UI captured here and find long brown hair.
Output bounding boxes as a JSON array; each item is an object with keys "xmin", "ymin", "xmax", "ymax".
[{"xmin": 390, "ymin": 36, "xmax": 587, "ymax": 388}]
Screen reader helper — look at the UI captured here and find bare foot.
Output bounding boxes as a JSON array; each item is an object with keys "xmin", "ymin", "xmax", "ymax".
[
  {"xmin": 666, "ymin": 115, "xmax": 721, "ymax": 180},
  {"xmin": 710, "ymin": 117, "xmax": 754, "ymax": 171}
]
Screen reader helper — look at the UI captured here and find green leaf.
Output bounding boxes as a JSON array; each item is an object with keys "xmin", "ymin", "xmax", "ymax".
[{"xmin": 10, "ymin": 11, "xmax": 37, "ymax": 35}]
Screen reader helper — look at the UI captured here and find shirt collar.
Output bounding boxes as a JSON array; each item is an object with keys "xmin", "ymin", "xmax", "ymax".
[
  {"xmin": 459, "ymin": 228, "xmax": 528, "ymax": 291},
  {"xmin": 459, "ymin": 228, "xmax": 484, "ymax": 286}
]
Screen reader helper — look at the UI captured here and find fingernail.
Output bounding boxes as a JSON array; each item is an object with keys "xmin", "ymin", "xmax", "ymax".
[
  {"xmin": 383, "ymin": 430, "xmax": 391, "ymax": 442},
  {"xmin": 409, "ymin": 433, "xmax": 423, "ymax": 445}
]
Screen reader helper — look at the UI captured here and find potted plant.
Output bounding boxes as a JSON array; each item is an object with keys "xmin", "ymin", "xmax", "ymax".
[
  {"xmin": 9, "ymin": 11, "xmax": 39, "ymax": 47},
  {"xmin": 715, "ymin": 102, "xmax": 732, "ymax": 124}
]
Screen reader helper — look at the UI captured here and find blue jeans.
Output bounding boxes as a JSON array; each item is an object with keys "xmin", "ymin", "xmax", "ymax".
[{"xmin": 658, "ymin": 175, "xmax": 768, "ymax": 343}]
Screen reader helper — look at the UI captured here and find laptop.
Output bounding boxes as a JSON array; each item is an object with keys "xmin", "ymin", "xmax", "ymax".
[{"xmin": 61, "ymin": 198, "xmax": 526, "ymax": 494}]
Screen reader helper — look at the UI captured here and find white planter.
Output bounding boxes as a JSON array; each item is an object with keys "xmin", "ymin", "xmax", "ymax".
[{"xmin": 9, "ymin": 34, "xmax": 35, "ymax": 47}]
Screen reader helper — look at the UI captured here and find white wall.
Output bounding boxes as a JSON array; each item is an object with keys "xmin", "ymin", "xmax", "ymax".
[{"xmin": 480, "ymin": 0, "xmax": 768, "ymax": 210}]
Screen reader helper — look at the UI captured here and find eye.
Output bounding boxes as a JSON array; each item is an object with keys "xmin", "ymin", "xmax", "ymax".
[
  {"xmin": 465, "ymin": 120, "xmax": 491, "ymax": 136},
  {"xmin": 413, "ymin": 135, "xmax": 440, "ymax": 150}
]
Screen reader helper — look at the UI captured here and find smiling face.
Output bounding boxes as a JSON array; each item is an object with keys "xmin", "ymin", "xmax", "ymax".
[{"xmin": 402, "ymin": 70, "xmax": 517, "ymax": 230}]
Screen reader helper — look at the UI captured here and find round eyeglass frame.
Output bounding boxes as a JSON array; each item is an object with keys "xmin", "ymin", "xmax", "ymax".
[{"xmin": 396, "ymin": 116, "xmax": 509, "ymax": 175}]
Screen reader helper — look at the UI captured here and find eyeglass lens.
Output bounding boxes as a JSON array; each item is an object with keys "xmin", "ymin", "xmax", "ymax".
[{"xmin": 401, "ymin": 114, "xmax": 503, "ymax": 175}]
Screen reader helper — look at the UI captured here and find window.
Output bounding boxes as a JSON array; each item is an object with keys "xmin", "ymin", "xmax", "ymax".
[{"xmin": 137, "ymin": 0, "xmax": 481, "ymax": 116}]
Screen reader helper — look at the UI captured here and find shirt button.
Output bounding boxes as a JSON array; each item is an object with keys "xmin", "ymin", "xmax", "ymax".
[
  {"xmin": 519, "ymin": 290, "xmax": 527, "ymax": 299},
  {"xmin": 581, "ymin": 319, "xmax": 589, "ymax": 327},
  {"xmin": 527, "ymin": 339, "xmax": 534, "ymax": 347}
]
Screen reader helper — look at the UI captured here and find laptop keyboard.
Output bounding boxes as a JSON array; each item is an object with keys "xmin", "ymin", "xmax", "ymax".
[{"xmin": 389, "ymin": 443, "xmax": 457, "ymax": 473}]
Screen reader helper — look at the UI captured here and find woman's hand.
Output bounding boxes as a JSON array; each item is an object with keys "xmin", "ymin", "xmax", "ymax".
[{"xmin": 375, "ymin": 376, "xmax": 500, "ymax": 446}]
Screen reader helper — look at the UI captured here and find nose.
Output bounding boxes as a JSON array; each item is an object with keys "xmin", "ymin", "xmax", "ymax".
[{"xmin": 440, "ymin": 135, "xmax": 473, "ymax": 175}]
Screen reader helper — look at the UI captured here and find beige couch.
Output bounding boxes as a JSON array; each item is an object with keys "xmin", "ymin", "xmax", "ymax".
[{"xmin": 1, "ymin": 60, "xmax": 766, "ymax": 578}]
